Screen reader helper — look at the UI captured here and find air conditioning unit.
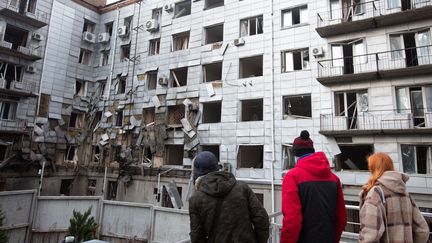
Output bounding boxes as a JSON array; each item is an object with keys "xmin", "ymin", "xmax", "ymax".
[
  {"xmin": 117, "ymin": 26, "xmax": 129, "ymax": 37},
  {"xmin": 164, "ymin": 3, "xmax": 174, "ymax": 12},
  {"xmin": 312, "ymin": 47, "xmax": 324, "ymax": 57},
  {"xmin": 220, "ymin": 162, "xmax": 232, "ymax": 173},
  {"xmin": 32, "ymin": 33, "xmax": 43, "ymax": 41},
  {"xmin": 26, "ymin": 65, "xmax": 36, "ymax": 73},
  {"xmin": 233, "ymin": 38, "xmax": 245, "ymax": 46},
  {"xmin": 98, "ymin": 32, "xmax": 110, "ymax": 43},
  {"xmin": 82, "ymin": 31, "xmax": 96, "ymax": 43},
  {"xmin": 158, "ymin": 77, "xmax": 168, "ymax": 85},
  {"xmin": 0, "ymin": 41, "xmax": 12, "ymax": 49},
  {"xmin": 145, "ymin": 19, "xmax": 159, "ymax": 32}
]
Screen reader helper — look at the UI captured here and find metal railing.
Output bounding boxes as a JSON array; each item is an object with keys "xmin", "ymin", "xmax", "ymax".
[
  {"xmin": 320, "ymin": 109, "xmax": 432, "ymax": 132},
  {"xmin": 318, "ymin": 45, "xmax": 432, "ymax": 78},
  {"xmin": 317, "ymin": 0, "xmax": 432, "ymax": 28},
  {"xmin": 0, "ymin": 118, "xmax": 26, "ymax": 132},
  {"xmin": 0, "ymin": 0, "xmax": 49, "ymax": 24},
  {"xmin": 0, "ymin": 78, "xmax": 38, "ymax": 94}
]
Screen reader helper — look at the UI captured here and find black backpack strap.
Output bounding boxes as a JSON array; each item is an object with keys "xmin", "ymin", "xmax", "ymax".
[{"xmin": 207, "ymin": 197, "xmax": 224, "ymax": 243}]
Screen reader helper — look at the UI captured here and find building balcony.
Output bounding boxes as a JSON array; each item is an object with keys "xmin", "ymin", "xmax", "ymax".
[
  {"xmin": 0, "ymin": 41, "xmax": 42, "ymax": 61},
  {"xmin": 0, "ymin": 0, "xmax": 48, "ymax": 28},
  {"xmin": 320, "ymin": 109, "xmax": 432, "ymax": 136},
  {"xmin": 317, "ymin": 45, "xmax": 432, "ymax": 85},
  {"xmin": 0, "ymin": 78, "xmax": 38, "ymax": 97},
  {"xmin": 0, "ymin": 118, "xmax": 26, "ymax": 134},
  {"xmin": 316, "ymin": 0, "xmax": 432, "ymax": 37}
]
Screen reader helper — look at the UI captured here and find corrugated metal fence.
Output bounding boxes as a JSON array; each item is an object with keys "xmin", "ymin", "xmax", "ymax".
[{"xmin": 0, "ymin": 190, "xmax": 190, "ymax": 243}]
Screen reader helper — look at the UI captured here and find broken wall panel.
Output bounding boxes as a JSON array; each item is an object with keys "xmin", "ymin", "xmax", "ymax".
[{"xmin": 167, "ymin": 105, "xmax": 185, "ymax": 125}]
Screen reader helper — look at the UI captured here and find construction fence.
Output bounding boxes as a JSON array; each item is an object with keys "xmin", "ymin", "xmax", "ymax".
[{"xmin": 0, "ymin": 190, "xmax": 190, "ymax": 243}]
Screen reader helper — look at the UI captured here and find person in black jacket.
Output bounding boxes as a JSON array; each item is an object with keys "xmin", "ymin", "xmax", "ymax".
[{"xmin": 189, "ymin": 151, "xmax": 269, "ymax": 243}]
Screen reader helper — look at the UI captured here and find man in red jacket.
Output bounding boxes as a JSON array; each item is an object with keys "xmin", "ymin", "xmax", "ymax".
[{"xmin": 281, "ymin": 130, "xmax": 346, "ymax": 243}]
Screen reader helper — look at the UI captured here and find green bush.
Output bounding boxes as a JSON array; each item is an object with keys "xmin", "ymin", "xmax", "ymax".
[
  {"xmin": 0, "ymin": 208, "xmax": 8, "ymax": 243},
  {"xmin": 67, "ymin": 207, "xmax": 98, "ymax": 243}
]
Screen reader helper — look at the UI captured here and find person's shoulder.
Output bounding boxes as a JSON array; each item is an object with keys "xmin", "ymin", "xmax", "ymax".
[{"xmin": 364, "ymin": 186, "xmax": 386, "ymax": 205}]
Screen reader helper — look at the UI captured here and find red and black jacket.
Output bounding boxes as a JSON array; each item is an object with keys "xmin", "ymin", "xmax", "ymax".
[{"xmin": 281, "ymin": 152, "xmax": 346, "ymax": 243}]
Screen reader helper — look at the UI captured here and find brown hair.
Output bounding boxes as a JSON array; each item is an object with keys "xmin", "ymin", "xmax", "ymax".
[{"xmin": 363, "ymin": 152, "xmax": 395, "ymax": 196}]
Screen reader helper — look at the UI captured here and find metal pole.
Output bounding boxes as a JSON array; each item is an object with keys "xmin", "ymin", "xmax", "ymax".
[{"xmin": 38, "ymin": 159, "xmax": 45, "ymax": 196}]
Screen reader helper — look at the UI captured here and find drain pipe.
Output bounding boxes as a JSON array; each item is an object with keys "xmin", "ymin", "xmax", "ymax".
[{"xmin": 269, "ymin": 0, "xmax": 276, "ymax": 223}]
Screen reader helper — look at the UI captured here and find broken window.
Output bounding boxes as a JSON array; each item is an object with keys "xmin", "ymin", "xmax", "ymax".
[
  {"xmin": 282, "ymin": 49, "xmax": 310, "ymax": 72},
  {"xmin": 69, "ymin": 112, "xmax": 84, "ymax": 128},
  {"xmin": 237, "ymin": 145, "xmax": 264, "ymax": 168},
  {"xmin": 283, "ymin": 94, "xmax": 312, "ymax": 119},
  {"xmin": 26, "ymin": 0, "xmax": 37, "ymax": 14},
  {"xmin": 174, "ymin": 0, "xmax": 191, "ymax": 18},
  {"xmin": 165, "ymin": 144, "xmax": 184, "ymax": 165},
  {"xmin": 124, "ymin": 16, "xmax": 133, "ymax": 33},
  {"xmin": 282, "ymin": 5, "xmax": 308, "ymax": 27},
  {"xmin": 0, "ymin": 101, "xmax": 17, "ymax": 120},
  {"xmin": 335, "ymin": 144, "xmax": 373, "ymax": 171},
  {"xmin": 115, "ymin": 110, "xmax": 123, "ymax": 127},
  {"xmin": 170, "ymin": 67, "xmax": 188, "ymax": 87},
  {"xmin": 335, "ymin": 90, "xmax": 368, "ymax": 130},
  {"xmin": 83, "ymin": 19, "xmax": 95, "ymax": 33},
  {"xmin": 241, "ymin": 99, "xmax": 263, "ymax": 121},
  {"xmin": 79, "ymin": 49, "xmax": 92, "ymax": 66},
  {"xmin": 205, "ymin": 24, "xmax": 224, "ymax": 44},
  {"xmin": 0, "ymin": 62, "xmax": 23, "ymax": 89},
  {"xmin": 92, "ymin": 145, "xmax": 101, "ymax": 163},
  {"xmin": 152, "ymin": 8, "xmax": 162, "ymax": 22},
  {"xmin": 390, "ymin": 30, "xmax": 431, "ymax": 67},
  {"xmin": 167, "ymin": 105, "xmax": 185, "ymax": 125},
  {"xmin": 161, "ymin": 185, "xmax": 183, "ymax": 208},
  {"xmin": 149, "ymin": 38, "xmax": 160, "ymax": 56},
  {"xmin": 64, "ymin": 145, "xmax": 77, "ymax": 162},
  {"xmin": 106, "ymin": 181, "xmax": 117, "ymax": 200},
  {"xmin": 205, "ymin": 0, "xmax": 224, "ymax": 9},
  {"xmin": 147, "ymin": 71, "xmax": 158, "ymax": 90},
  {"xmin": 239, "ymin": 55, "xmax": 263, "ymax": 78},
  {"xmin": 60, "ymin": 179, "xmax": 73, "ymax": 196},
  {"xmin": 401, "ymin": 144, "xmax": 432, "ymax": 174},
  {"xmin": 331, "ymin": 39, "xmax": 366, "ymax": 74},
  {"xmin": 172, "ymin": 32, "xmax": 190, "ymax": 51},
  {"xmin": 203, "ymin": 62, "xmax": 222, "ymax": 82},
  {"xmin": 87, "ymin": 179, "xmax": 96, "ymax": 196},
  {"xmin": 143, "ymin": 107, "xmax": 155, "ymax": 125},
  {"xmin": 397, "ymin": 86, "xmax": 432, "ymax": 127},
  {"xmin": 202, "ymin": 101, "xmax": 222, "ymax": 123},
  {"xmin": 200, "ymin": 145, "xmax": 220, "ymax": 161},
  {"xmin": 4, "ymin": 24, "xmax": 28, "ymax": 50},
  {"xmin": 117, "ymin": 78, "xmax": 126, "ymax": 94},
  {"xmin": 121, "ymin": 44, "xmax": 131, "ymax": 61},
  {"xmin": 0, "ymin": 143, "xmax": 11, "ymax": 161},
  {"xmin": 240, "ymin": 15, "xmax": 263, "ymax": 37},
  {"xmin": 75, "ymin": 80, "xmax": 86, "ymax": 96},
  {"xmin": 105, "ymin": 22, "xmax": 113, "ymax": 36},
  {"xmin": 282, "ymin": 144, "xmax": 296, "ymax": 170},
  {"xmin": 100, "ymin": 50, "xmax": 109, "ymax": 66}
]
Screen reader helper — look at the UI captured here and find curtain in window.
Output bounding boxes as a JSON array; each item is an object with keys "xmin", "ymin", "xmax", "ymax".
[
  {"xmin": 390, "ymin": 35, "xmax": 403, "ymax": 59},
  {"xmin": 284, "ymin": 52, "xmax": 294, "ymax": 72},
  {"xmin": 240, "ymin": 20, "xmax": 248, "ymax": 37},
  {"xmin": 331, "ymin": 45, "xmax": 344, "ymax": 66},
  {"xmin": 302, "ymin": 49, "xmax": 310, "ymax": 69},
  {"xmin": 257, "ymin": 16, "xmax": 263, "ymax": 34},
  {"xmin": 416, "ymin": 30, "xmax": 431, "ymax": 57},
  {"xmin": 396, "ymin": 87, "xmax": 409, "ymax": 113},
  {"xmin": 387, "ymin": 0, "xmax": 401, "ymax": 9},
  {"xmin": 283, "ymin": 11, "xmax": 292, "ymax": 27},
  {"xmin": 357, "ymin": 92, "xmax": 369, "ymax": 112},
  {"xmin": 300, "ymin": 7, "xmax": 308, "ymax": 24}
]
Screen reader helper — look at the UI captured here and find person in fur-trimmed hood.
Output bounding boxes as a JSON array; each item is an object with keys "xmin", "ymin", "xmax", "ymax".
[
  {"xmin": 189, "ymin": 151, "xmax": 269, "ymax": 243},
  {"xmin": 359, "ymin": 152, "xmax": 429, "ymax": 243}
]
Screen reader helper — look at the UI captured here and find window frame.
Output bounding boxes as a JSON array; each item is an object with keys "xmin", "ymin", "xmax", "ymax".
[
  {"xmin": 282, "ymin": 48, "xmax": 310, "ymax": 72},
  {"xmin": 281, "ymin": 5, "xmax": 308, "ymax": 28},
  {"xmin": 240, "ymin": 15, "xmax": 263, "ymax": 37}
]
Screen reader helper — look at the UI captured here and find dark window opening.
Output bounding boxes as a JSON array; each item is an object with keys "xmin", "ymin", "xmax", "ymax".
[
  {"xmin": 0, "ymin": 63, "xmax": 23, "ymax": 89},
  {"xmin": 105, "ymin": 22, "xmax": 113, "ymax": 36},
  {"xmin": 116, "ymin": 110, "xmax": 123, "ymax": 127},
  {"xmin": 87, "ymin": 179, "xmax": 96, "ymax": 196},
  {"xmin": 205, "ymin": 24, "xmax": 224, "ymax": 44},
  {"xmin": 69, "ymin": 112, "xmax": 83, "ymax": 128},
  {"xmin": 79, "ymin": 49, "xmax": 92, "ymax": 65},
  {"xmin": 173, "ymin": 32, "xmax": 190, "ymax": 51},
  {"xmin": 147, "ymin": 71, "xmax": 158, "ymax": 90},
  {"xmin": 335, "ymin": 144, "xmax": 373, "ymax": 171},
  {"xmin": 83, "ymin": 19, "xmax": 95, "ymax": 33},
  {"xmin": 143, "ymin": 107, "xmax": 155, "ymax": 125},
  {"xmin": 124, "ymin": 16, "xmax": 133, "ymax": 32},
  {"xmin": 152, "ymin": 8, "xmax": 162, "ymax": 22},
  {"xmin": 0, "ymin": 145, "xmax": 9, "ymax": 161},
  {"xmin": 200, "ymin": 145, "xmax": 220, "ymax": 161},
  {"xmin": 65, "ymin": 146, "xmax": 77, "ymax": 161},
  {"xmin": 100, "ymin": 50, "xmax": 109, "ymax": 66},
  {"xmin": 239, "ymin": 56, "xmax": 263, "ymax": 78},
  {"xmin": 75, "ymin": 80, "xmax": 86, "ymax": 96},
  {"xmin": 241, "ymin": 99, "xmax": 263, "ymax": 121},
  {"xmin": 174, "ymin": 0, "xmax": 191, "ymax": 18},
  {"xmin": 170, "ymin": 67, "xmax": 188, "ymax": 87},
  {"xmin": 205, "ymin": 0, "xmax": 224, "ymax": 9},
  {"xmin": 237, "ymin": 145, "xmax": 264, "ymax": 168},
  {"xmin": 283, "ymin": 94, "xmax": 312, "ymax": 119},
  {"xmin": 168, "ymin": 105, "xmax": 185, "ymax": 125},
  {"xmin": 106, "ymin": 181, "xmax": 117, "ymax": 200},
  {"xmin": 202, "ymin": 102, "xmax": 222, "ymax": 123},
  {"xmin": 117, "ymin": 78, "xmax": 126, "ymax": 94},
  {"xmin": 203, "ymin": 62, "xmax": 222, "ymax": 82},
  {"xmin": 27, "ymin": 0, "xmax": 37, "ymax": 14},
  {"xmin": 92, "ymin": 145, "xmax": 101, "ymax": 163},
  {"xmin": 60, "ymin": 179, "xmax": 73, "ymax": 196},
  {"xmin": 149, "ymin": 38, "xmax": 160, "ymax": 56},
  {"xmin": 165, "ymin": 144, "xmax": 184, "ymax": 165},
  {"xmin": 0, "ymin": 101, "xmax": 17, "ymax": 120},
  {"xmin": 121, "ymin": 44, "xmax": 131, "ymax": 61},
  {"xmin": 4, "ymin": 24, "xmax": 28, "ymax": 50}
]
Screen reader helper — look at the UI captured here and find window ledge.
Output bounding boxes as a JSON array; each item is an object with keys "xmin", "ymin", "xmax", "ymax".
[
  {"xmin": 282, "ymin": 69, "xmax": 311, "ymax": 73},
  {"xmin": 281, "ymin": 23, "xmax": 309, "ymax": 30}
]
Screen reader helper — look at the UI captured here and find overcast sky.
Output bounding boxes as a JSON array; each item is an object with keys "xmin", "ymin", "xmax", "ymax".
[{"xmin": 106, "ymin": 0, "xmax": 121, "ymax": 4}]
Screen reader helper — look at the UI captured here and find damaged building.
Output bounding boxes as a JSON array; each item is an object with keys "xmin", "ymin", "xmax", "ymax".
[{"xmin": 0, "ymin": 0, "xmax": 431, "ymax": 231}]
